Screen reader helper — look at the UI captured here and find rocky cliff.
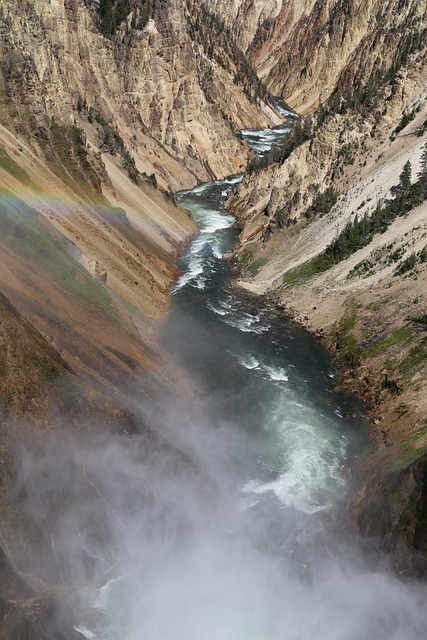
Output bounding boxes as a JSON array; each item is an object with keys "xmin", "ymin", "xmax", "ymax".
[
  {"xmin": 0, "ymin": 77, "xmax": 194, "ymax": 640},
  {"xmin": 0, "ymin": 0, "xmax": 288, "ymax": 634},
  {"xmin": 0, "ymin": 0, "xmax": 287, "ymax": 411},
  {"xmin": 225, "ymin": 1, "xmax": 427, "ymax": 573},
  {"xmin": 209, "ymin": 0, "xmax": 427, "ymax": 113},
  {"xmin": 0, "ymin": 0, "xmax": 281, "ymax": 192}
]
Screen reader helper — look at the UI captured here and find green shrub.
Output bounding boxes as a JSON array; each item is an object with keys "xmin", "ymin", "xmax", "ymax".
[
  {"xmin": 395, "ymin": 252, "xmax": 417, "ymax": 276},
  {"xmin": 303, "ymin": 186, "xmax": 339, "ymax": 219}
]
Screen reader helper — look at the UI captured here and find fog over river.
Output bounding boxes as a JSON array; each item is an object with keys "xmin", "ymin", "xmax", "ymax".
[{"xmin": 19, "ymin": 107, "xmax": 427, "ymax": 639}]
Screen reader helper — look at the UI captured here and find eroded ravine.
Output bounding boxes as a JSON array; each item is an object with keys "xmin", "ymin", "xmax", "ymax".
[{"xmin": 76, "ymin": 110, "xmax": 427, "ymax": 640}]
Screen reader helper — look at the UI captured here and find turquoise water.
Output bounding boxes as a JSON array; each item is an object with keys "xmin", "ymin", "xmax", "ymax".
[{"xmin": 74, "ymin": 106, "xmax": 427, "ymax": 640}]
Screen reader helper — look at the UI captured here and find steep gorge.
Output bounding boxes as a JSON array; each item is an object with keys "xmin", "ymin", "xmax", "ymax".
[
  {"xmin": 0, "ymin": 1, "xmax": 283, "ymax": 632},
  {"xmin": 0, "ymin": 0, "xmax": 288, "ymax": 402},
  {"xmin": 208, "ymin": 0, "xmax": 426, "ymax": 113},
  {"xmin": 224, "ymin": 0, "xmax": 427, "ymax": 575},
  {"xmin": 0, "ymin": 0, "xmax": 427, "ymax": 635},
  {"xmin": 0, "ymin": 0, "xmax": 280, "ymax": 192}
]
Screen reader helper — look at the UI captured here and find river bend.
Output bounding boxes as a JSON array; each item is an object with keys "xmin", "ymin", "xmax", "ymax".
[{"xmin": 77, "ymin": 104, "xmax": 427, "ymax": 640}]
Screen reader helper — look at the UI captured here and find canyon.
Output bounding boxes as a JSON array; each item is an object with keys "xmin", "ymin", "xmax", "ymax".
[
  {"xmin": 0, "ymin": 0, "xmax": 426, "ymax": 636},
  {"xmin": 224, "ymin": 0, "xmax": 427, "ymax": 576}
]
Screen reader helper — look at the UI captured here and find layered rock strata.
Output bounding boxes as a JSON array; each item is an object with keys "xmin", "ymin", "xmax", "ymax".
[
  {"xmin": 226, "ymin": 44, "xmax": 427, "ymax": 573},
  {"xmin": 209, "ymin": 0, "xmax": 427, "ymax": 113}
]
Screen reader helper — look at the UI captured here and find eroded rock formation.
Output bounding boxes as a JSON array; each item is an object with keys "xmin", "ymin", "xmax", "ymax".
[{"xmin": 222, "ymin": 0, "xmax": 427, "ymax": 575}]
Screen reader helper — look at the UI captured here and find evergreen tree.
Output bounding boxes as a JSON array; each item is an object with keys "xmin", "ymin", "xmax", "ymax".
[
  {"xmin": 399, "ymin": 160, "xmax": 412, "ymax": 192},
  {"xmin": 397, "ymin": 160, "xmax": 412, "ymax": 210},
  {"xmin": 419, "ymin": 142, "xmax": 427, "ymax": 197},
  {"xmin": 99, "ymin": 0, "xmax": 113, "ymax": 36}
]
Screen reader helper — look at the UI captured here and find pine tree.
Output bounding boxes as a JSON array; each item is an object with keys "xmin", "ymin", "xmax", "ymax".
[
  {"xmin": 99, "ymin": 0, "xmax": 113, "ymax": 36},
  {"xmin": 399, "ymin": 160, "xmax": 412, "ymax": 192},
  {"xmin": 397, "ymin": 160, "xmax": 413, "ymax": 211},
  {"xmin": 418, "ymin": 142, "xmax": 427, "ymax": 197}
]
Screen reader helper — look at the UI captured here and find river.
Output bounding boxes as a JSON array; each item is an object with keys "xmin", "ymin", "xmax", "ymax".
[{"xmin": 76, "ymin": 105, "xmax": 427, "ymax": 640}]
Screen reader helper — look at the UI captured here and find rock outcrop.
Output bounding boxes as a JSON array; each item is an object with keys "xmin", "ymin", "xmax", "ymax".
[
  {"xmin": 0, "ymin": 1, "xmax": 286, "ymax": 634},
  {"xmin": 0, "ymin": 0, "xmax": 281, "ymax": 191},
  {"xmin": 209, "ymin": 0, "xmax": 427, "ymax": 114},
  {"xmin": 223, "ymin": 1, "xmax": 427, "ymax": 573}
]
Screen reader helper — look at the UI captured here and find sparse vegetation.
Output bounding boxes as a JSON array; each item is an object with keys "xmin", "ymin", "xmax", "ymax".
[
  {"xmin": 332, "ymin": 312, "xmax": 360, "ymax": 367},
  {"xmin": 394, "ymin": 244, "xmax": 427, "ymax": 277},
  {"xmin": 388, "ymin": 247, "xmax": 405, "ymax": 264},
  {"xmin": 34, "ymin": 356, "xmax": 61, "ymax": 381},
  {"xmin": 186, "ymin": 0, "xmax": 268, "ymax": 105},
  {"xmin": 419, "ymin": 141, "xmax": 427, "ymax": 197},
  {"xmin": 44, "ymin": 120, "xmax": 103, "ymax": 194},
  {"xmin": 0, "ymin": 147, "xmax": 34, "ymax": 187},
  {"xmin": 77, "ymin": 102, "xmax": 142, "ymax": 185},
  {"xmin": 391, "ymin": 426, "xmax": 427, "ymax": 470},
  {"xmin": 411, "ymin": 313, "xmax": 427, "ymax": 327},
  {"xmin": 398, "ymin": 346, "xmax": 426, "ymax": 376},
  {"xmin": 393, "ymin": 107, "xmax": 419, "ymax": 135},
  {"xmin": 395, "ymin": 252, "xmax": 417, "ymax": 276},
  {"xmin": 416, "ymin": 118, "xmax": 427, "ymax": 137},
  {"xmin": 275, "ymin": 191, "xmax": 300, "ymax": 228},
  {"xmin": 248, "ymin": 257, "xmax": 268, "ymax": 275},
  {"xmin": 240, "ymin": 250, "xmax": 253, "ymax": 269},
  {"xmin": 366, "ymin": 298, "xmax": 389, "ymax": 312},
  {"xmin": 92, "ymin": 0, "xmax": 151, "ymax": 37},
  {"xmin": 282, "ymin": 254, "xmax": 332, "ymax": 286},
  {"xmin": 392, "ymin": 445, "xmax": 427, "ymax": 471},
  {"xmin": 303, "ymin": 186, "xmax": 339, "ymax": 219},
  {"xmin": 326, "ymin": 27, "xmax": 427, "ymax": 117},
  {"xmin": 367, "ymin": 327, "xmax": 414, "ymax": 357},
  {"xmin": 285, "ymin": 160, "xmax": 427, "ymax": 285},
  {"xmin": 122, "ymin": 150, "xmax": 140, "ymax": 184}
]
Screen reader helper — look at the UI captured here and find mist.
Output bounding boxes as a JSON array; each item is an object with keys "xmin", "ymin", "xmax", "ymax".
[
  {"xmin": 13, "ymin": 147, "xmax": 427, "ymax": 639},
  {"xmin": 15, "ymin": 386, "xmax": 427, "ymax": 640}
]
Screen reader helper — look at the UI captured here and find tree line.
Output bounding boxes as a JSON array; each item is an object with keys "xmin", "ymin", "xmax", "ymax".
[
  {"xmin": 185, "ymin": 0, "xmax": 269, "ymax": 106},
  {"xmin": 90, "ymin": 0, "xmax": 151, "ymax": 37},
  {"xmin": 299, "ymin": 146, "xmax": 427, "ymax": 277}
]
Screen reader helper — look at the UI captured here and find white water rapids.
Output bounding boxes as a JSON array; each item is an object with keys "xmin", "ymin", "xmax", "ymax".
[
  {"xmin": 16, "ymin": 112, "xmax": 426, "ymax": 639},
  {"xmin": 71, "ymin": 162, "xmax": 427, "ymax": 639}
]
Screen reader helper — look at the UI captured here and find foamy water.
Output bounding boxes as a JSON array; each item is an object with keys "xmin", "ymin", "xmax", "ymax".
[
  {"xmin": 74, "ymin": 107, "xmax": 427, "ymax": 640},
  {"xmin": 241, "ymin": 126, "xmax": 292, "ymax": 156},
  {"xmin": 173, "ymin": 182, "xmax": 237, "ymax": 292}
]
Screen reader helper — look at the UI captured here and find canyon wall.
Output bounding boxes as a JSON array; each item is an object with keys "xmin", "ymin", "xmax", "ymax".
[
  {"xmin": 210, "ymin": 0, "xmax": 426, "ymax": 113},
  {"xmin": 0, "ymin": 0, "xmax": 289, "ymax": 415},
  {"xmin": 225, "ymin": 1, "xmax": 427, "ymax": 574},
  {"xmin": 0, "ymin": 0, "xmax": 283, "ymax": 632},
  {"xmin": 0, "ymin": 0, "xmax": 279, "ymax": 192}
]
